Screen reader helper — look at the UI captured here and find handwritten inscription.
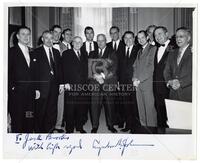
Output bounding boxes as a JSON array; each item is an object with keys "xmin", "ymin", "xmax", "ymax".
[{"xmin": 15, "ymin": 134, "xmax": 154, "ymax": 156}]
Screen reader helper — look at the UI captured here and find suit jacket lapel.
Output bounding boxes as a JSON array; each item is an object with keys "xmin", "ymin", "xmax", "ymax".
[
  {"xmin": 16, "ymin": 45, "xmax": 30, "ymax": 69},
  {"xmin": 41, "ymin": 46, "xmax": 52, "ymax": 71},
  {"xmin": 178, "ymin": 46, "xmax": 191, "ymax": 68}
]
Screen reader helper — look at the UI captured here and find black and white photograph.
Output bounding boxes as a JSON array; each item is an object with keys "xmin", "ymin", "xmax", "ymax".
[{"xmin": 1, "ymin": 0, "xmax": 199, "ymax": 161}]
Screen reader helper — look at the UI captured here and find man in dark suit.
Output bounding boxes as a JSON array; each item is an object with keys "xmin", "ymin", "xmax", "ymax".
[
  {"xmin": 107, "ymin": 26, "xmax": 125, "ymax": 128},
  {"xmin": 153, "ymin": 26, "xmax": 176, "ymax": 128},
  {"xmin": 89, "ymin": 34, "xmax": 118, "ymax": 133},
  {"xmin": 8, "ymin": 26, "xmax": 35, "ymax": 133},
  {"xmin": 80, "ymin": 26, "xmax": 98, "ymax": 125},
  {"xmin": 32, "ymin": 30, "xmax": 61, "ymax": 133},
  {"xmin": 61, "ymin": 36, "xmax": 87, "ymax": 133},
  {"xmin": 164, "ymin": 27, "xmax": 192, "ymax": 102},
  {"xmin": 81, "ymin": 26, "xmax": 98, "ymax": 57},
  {"xmin": 118, "ymin": 31, "xmax": 140, "ymax": 133},
  {"xmin": 51, "ymin": 25, "xmax": 62, "ymax": 52}
]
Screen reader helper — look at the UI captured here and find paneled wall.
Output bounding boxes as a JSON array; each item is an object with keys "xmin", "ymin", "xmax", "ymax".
[
  {"xmin": 9, "ymin": 7, "xmax": 194, "ymax": 48},
  {"xmin": 112, "ymin": 7, "xmax": 194, "ymax": 38}
]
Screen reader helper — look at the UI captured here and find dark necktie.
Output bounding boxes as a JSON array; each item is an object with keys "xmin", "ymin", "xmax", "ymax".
[
  {"xmin": 114, "ymin": 42, "xmax": 117, "ymax": 51},
  {"xmin": 66, "ymin": 44, "xmax": 69, "ymax": 50},
  {"xmin": 125, "ymin": 47, "xmax": 130, "ymax": 63},
  {"xmin": 77, "ymin": 51, "xmax": 81, "ymax": 60},
  {"xmin": 126, "ymin": 47, "xmax": 130, "ymax": 58},
  {"xmin": 89, "ymin": 42, "xmax": 92, "ymax": 53},
  {"xmin": 98, "ymin": 49, "xmax": 103, "ymax": 58},
  {"xmin": 49, "ymin": 48, "xmax": 55, "ymax": 73}
]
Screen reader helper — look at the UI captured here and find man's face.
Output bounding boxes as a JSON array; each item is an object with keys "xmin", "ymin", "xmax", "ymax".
[
  {"xmin": 97, "ymin": 35, "xmax": 106, "ymax": 49},
  {"xmin": 52, "ymin": 27, "xmax": 62, "ymax": 42},
  {"xmin": 72, "ymin": 37, "xmax": 83, "ymax": 50},
  {"xmin": 124, "ymin": 33, "xmax": 134, "ymax": 47},
  {"xmin": 110, "ymin": 28, "xmax": 119, "ymax": 41},
  {"xmin": 85, "ymin": 29, "xmax": 94, "ymax": 41},
  {"xmin": 42, "ymin": 33, "xmax": 53, "ymax": 47},
  {"xmin": 137, "ymin": 32, "xmax": 148, "ymax": 46},
  {"xmin": 176, "ymin": 30, "xmax": 190, "ymax": 48},
  {"xmin": 147, "ymin": 27, "xmax": 155, "ymax": 41},
  {"xmin": 17, "ymin": 28, "xmax": 31, "ymax": 45},
  {"xmin": 63, "ymin": 30, "xmax": 72, "ymax": 43},
  {"xmin": 154, "ymin": 28, "xmax": 168, "ymax": 45}
]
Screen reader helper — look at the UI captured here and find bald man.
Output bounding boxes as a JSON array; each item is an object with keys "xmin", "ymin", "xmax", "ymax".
[
  {"xmin": 89, "ymin": 34, "xmax": 118, "ymax": 133},
  {"xmin": 61, "ymin": 36, "xmax": 88, "ymax": 133}
]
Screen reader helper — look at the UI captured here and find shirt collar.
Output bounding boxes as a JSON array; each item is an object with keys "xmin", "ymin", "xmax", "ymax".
[
  {"xmin": 180, "ymin": 44, "xmax": 190, "ymax": 54},
  {"xmin": 62, "ymin": 41, "xmax": 70, "ymax": 47},
  {"xmin": 142, "ymin": 42, "xmax": 148, "ymax": 49},
  {"xmin": 99, "ymin": 47, "xmax": 106, "ymax": 53},
  {"xmin": 113, "ymin": 39, "xmax": 120, "ymax": 45},
  {"xmin": 126, "ymin": 44, "xmax": 133, "ymax": 51},
  {"xmin": 18, "ymin": 42, "xmax": 27, "ymax": 51}
]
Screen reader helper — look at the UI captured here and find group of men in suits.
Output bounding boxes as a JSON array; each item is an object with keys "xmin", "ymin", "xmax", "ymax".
[{"xmin": 8, "ymin": 24, "xmax": 192, "ymax": 133}]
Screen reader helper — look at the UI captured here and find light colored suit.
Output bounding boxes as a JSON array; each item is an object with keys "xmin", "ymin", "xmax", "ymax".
[
  {"xmin": 163, "ymin": 45, "xmax": 192, "ymax": 102},
  {"xmin": 133, "ymin": 43, "xmax": 157, "ymax": 127}
]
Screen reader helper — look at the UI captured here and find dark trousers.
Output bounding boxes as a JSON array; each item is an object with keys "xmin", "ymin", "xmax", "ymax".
[
  {"xmin": 64, "ymin": 91, "xmax": 85, "ymax": 132},
  {"xmin": 9, "ymin": 86, "xmax": 34, "ymax": 133},
  {"xmin": 91, "ymin": 89, "xmax": 115, "ymax": 129},
  {"xmin": 154, "ymin": 92, "xmax": 168, "ymax": 127},
  {"xmin": 122, "ymin": 91, "xmax": 140, "ymax": 130},
  {"xmin": 114, "ymin": 89, "xmax": 125, "ymax": 126},
  {"xmin": 35, "ymin": 82, "xmax": 58, "ymax": 133}
]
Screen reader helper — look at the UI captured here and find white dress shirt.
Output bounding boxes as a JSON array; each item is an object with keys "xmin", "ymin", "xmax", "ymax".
[
  {"xmin": 73, "ymin": 49, "xmax": 81, "ymax": 59},
  {"xmin": 98, "ymin": 47, "xmax": 106, "ymax": 57},
  {"xmin": 85, "ymin": 41, "xmax": 95, "ymax": 54},
  {"xmin": 43, "ymin": 45, "xmax": 54, "ymax": 65},
  {"xmin": 112, "ymin": 39, "xmax": 120, "ymax": 50},
  {"xmin": 62, "ymin": 41, "xmax": 71, "ymax": 49},
  {"xmin": 157, "ymin": 39, "xmax": 170, "ymax": 63},
  {"xmin": 125, "ymin": 44, "xmax": 134, "ymax": 57},
  {"xmin": 18, "ymin": 42, "xmax": 30, "ymax": 67}
]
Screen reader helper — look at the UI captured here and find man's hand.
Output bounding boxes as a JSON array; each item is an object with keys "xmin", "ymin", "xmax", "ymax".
[
  {"xmin": 167, "ymin": 79, "xmax": 180, "ymax": 90},
  {"xmin": 35, "ymin": 90, "xmax": 40, "ymax": 100},
  {"xmin": 172, "ymin": 79, "xmax": 180, "ymax": 90},
  {"xmin": 64, "ymin": 83, "xmax": 71, "ymax": 91},
  {"xmin": 93, "ymin": 74, "xmax": 104, "ymax": 84},
  {"xmin": 59, "ymin": 84, "xmax": 65, "ymax": 94},
  {"xmin": 133, "ymin": 78, "xmax": 140, "ymax": 87}
]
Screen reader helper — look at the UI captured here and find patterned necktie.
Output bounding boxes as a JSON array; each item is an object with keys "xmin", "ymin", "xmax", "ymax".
[
  {"xmin": 49, "ymin": 48, "xmax": 55, "ymax": 73},
  {"xmin": 177, "ymin": 49, "xmax": 182, "ymax": 65}
]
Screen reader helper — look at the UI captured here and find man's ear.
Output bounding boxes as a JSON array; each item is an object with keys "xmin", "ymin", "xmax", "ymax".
[
  {"xmin": 165, "ymin": 32, "xmax": 169, "ymax": 37},
  {"xmin": 16, "ymin": 34, "xmax": 19, "ymax": 40},
  {"xmin": 41, "ymin": 37, "xmax": 44, "ymax": 42}
]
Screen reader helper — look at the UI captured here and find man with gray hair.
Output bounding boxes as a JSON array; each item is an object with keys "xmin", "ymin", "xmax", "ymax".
[
  {"xmin": 32, "ymin": 30, "xmax": 62, "ymax": 133},
  {"xmin": 61, "ymin": 36, "xmax": 88, "ymax": 133},
  {"xmin": 146, "ymin": 25, "xmax": 157, "ymax": 45}
]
